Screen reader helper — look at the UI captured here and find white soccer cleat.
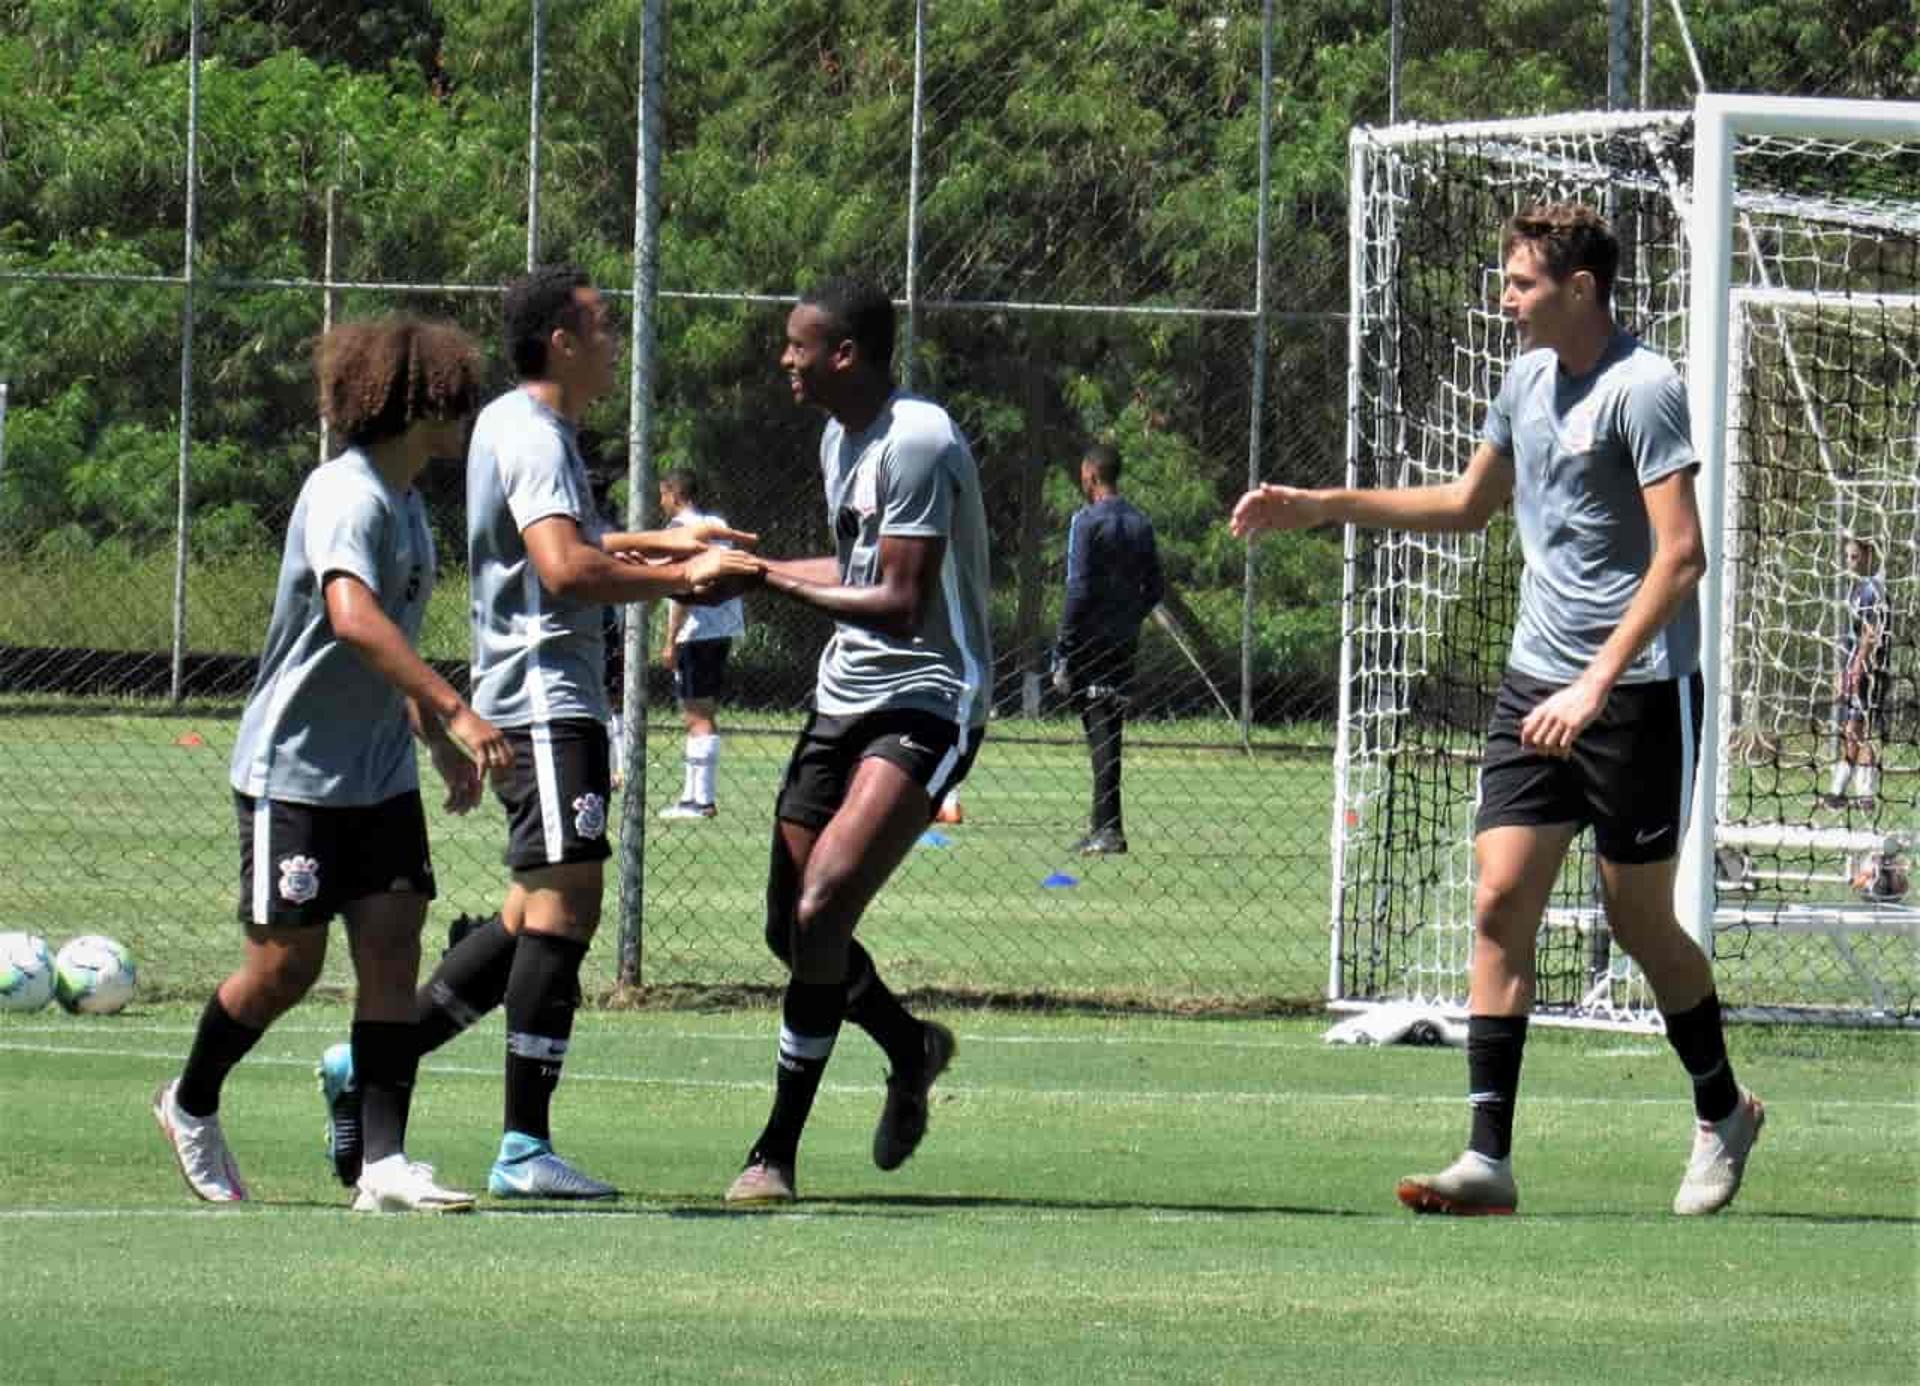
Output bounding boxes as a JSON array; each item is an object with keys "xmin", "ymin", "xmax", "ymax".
[
  {"xmin": 1673, "ymin": 1089, "xmax": 1765, "ymax": 1216},
  {"xmin": 1396, "ymin": 1150, "xmax": 1517, "ymax": 1216},
  {"xmin": 351, "ymin": 1155, "xmax": 476, "ymax": 1214},
  {"xmin": 152, "ymin": 1078, "xmax": 249, "ymax": 1203},
  {"xmin": 724, "ymin": 1158, "xmax": 797, "ymax": 1205},
  {"xmin": 657, "ymin": 799, "xmax": 718, "ymax": 821}
]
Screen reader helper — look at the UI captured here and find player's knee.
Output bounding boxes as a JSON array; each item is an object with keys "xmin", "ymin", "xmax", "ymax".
[
  {"xmin": 1471, "ymin": 877, "xmax": 1537, "ymax": 941},
  {"xmin": 254, "ymin": 952, "xmax": 324, "ymax": 1011},
  {"xmin": 794, "ymin": 874, "xmax": 850, "ymax": 939}
]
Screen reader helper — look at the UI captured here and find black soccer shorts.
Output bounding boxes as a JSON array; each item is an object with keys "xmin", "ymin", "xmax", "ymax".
[
  {"xmin": 496, "ymin": 718, "xmax": 614, "ymax": 871},
  {"xmin": 1474, "ymin": 670, "xmax": 1704, "ymax": 865},
  {"xmin": 672, "ymin": 638, "xmax": 732, "ymax": 704},
  {"xmin": 234, "ymin": 790, "xmax": 435, "ymax": 928},
  {"xmin": 774, "ymin": 708, "xmax": 983, "ymax": 833}
]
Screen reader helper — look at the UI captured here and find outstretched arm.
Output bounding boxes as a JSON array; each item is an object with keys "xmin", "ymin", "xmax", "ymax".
[
  {"xmin": 1230, "ymin": 441, "xmax": 1515, "ymax": 538},
  {"xmin": 761, "ymin": 537, "xmax": 942, "ymax": 640},
  {"xmin": 524, "ymin": 515, "xmax": 761, "ymax": 604},
  {"xmin": 602, "ymin": 519, "xmax": 759, "ymax": 560}
]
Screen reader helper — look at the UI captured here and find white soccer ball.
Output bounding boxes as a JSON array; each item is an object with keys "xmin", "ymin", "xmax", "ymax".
[
  {"xmin": 0, "ymin": 932, "xmax": 56, "ymax": 1013},
  {"xmin": 53, "ymin": 935, "xmax": 138, "ymax": 1016}
]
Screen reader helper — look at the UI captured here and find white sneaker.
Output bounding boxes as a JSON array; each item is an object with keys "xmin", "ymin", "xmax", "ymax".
[
  {"xmin": 152, "ymin": 1079, "xmax": 249, "ymax": 1203},
  {"xmin": 1674, "ymin": 1089, "xmax": 1765, "ymax": 1216},
  {"xmin": 1396, "ymin": 1150, "xmax": 1517, "ymax": 1215},
  {"xmin": 657, "ymin": 800, "xmax": 717, "ymax": 821},
  {"xmin": 352, "ymin": 1154, "xmax": 476, "ymax": 1214}
]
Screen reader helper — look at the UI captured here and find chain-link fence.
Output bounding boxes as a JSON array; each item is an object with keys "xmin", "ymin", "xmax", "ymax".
[{"xmin": 2, "ymin": 0, "xmax": 1911, "ymax": 1010}]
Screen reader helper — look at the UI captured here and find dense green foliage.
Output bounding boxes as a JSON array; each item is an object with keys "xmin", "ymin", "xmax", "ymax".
[{"xmin": 1, "ymin": 1, "xmax": 1913, "ymax": 709}]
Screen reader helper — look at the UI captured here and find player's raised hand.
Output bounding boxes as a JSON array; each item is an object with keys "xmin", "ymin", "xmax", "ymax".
[
  {"xmin": 685, "ymin": 546, "xmax": 764, "ymax": 600},
  {"xmin": 638, "ymin": 522, "xmax": 760, "ymax": 561},
  {"xmin": 1230, "ymin": 483, "xmax": 1324, "ymax": 538},
  {"xmin": 682, "ymin": 517, "xmax": 759, "ymax": 550}
]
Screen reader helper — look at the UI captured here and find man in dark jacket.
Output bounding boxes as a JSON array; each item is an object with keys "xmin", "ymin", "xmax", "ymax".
[{"xmin": 1054, "ymin": 443, "xmax": 1163, "ymax": 855}]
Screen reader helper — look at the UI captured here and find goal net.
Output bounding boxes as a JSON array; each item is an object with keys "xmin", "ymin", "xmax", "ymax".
[{"xmin": 1332, "ymin": 96, "xmax": 1920, "ymax": 1027}]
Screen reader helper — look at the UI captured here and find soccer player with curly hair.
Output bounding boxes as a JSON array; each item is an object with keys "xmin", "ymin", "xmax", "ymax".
[{"xmin": 155, "ymin": 316, "xmax": 510, "ymax": 1213}]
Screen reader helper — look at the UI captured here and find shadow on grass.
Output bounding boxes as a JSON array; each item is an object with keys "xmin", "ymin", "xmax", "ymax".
[{"xmin": 476, "ymin": 1197, "xmax": 1920, "ymax": 1227}]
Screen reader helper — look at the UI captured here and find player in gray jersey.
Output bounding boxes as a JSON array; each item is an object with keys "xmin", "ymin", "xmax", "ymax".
[
  {"xmin": 313, "ymin": 267, "xmax": 760, "ymax": 1202},
  {"xmin": 1233, "ymin": 205, "xmax": 1761, "ymax": 1217},
  {"xmin": 724, "ymin": 278, "xmax": 991, "ymax": 1205},
  {"xmin": 156, "ymin": 318, "xmax": 510, "ymax": 1213}
]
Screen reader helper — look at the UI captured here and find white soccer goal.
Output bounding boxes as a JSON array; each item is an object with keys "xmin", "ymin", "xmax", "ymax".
[{"xmin": 1330, "ymin": 94, "xmax": 1920, "ymax": 1028}]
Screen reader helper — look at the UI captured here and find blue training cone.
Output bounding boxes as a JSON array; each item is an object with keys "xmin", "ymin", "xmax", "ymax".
[
  {"xmin": 1041, "ymin": 871, "xmax": 1079, "ymax": 888},
  {"xmin": 917, "ymin": 830, "xmax": 952, "ymax": 848}
]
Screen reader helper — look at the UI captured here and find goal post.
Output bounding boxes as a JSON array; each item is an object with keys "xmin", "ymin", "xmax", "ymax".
[
  {"xmin": 1332, "ymin": 93, "xmax": 1920, "ymax": 1027},
  {"xmin": 1679, "ymin": 94, "xmax": 1920, "ymax": 960}
]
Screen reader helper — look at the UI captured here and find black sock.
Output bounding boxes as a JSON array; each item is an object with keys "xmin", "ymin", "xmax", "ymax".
[
  {"xmin": 750, "ymin": 979, "xmax": 844, "ymax": 1168},
  {"xmin": 352, "ymin": 1020, "xmax": 420, "ymax": 1165},
  {"xmin": 841, "ymin": 941, "xmax": 922, "ymax": 1074},
  {"xmin": 415, "ymin": 913, "xmax": 515, "ymax": 1056},
  {"xmin": 1466, "ymin": 1014, "xmax": 1529, "ymax": 1161},
  {"xmin": 502, "ymin": 931, "xmax": 588, "ymax": 1144},
  {"xmin": 1663, "ymin": 991, "xmax": 1740, "ymax": 1123},
  {"xmin": 176, "ymin": 994, "xmax": 265, "ymax": 1118}
]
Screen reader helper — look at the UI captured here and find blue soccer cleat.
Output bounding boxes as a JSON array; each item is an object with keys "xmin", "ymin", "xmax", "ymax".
[
  {"xmin": 487, "ymin": 1131, "xmax": 618, "ymax": 1201},
  {"xmin": 317, "ymin": 1042, "xmax": 362, "ymax": 1187}
]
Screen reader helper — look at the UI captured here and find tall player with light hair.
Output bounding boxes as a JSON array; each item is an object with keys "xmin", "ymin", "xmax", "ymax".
[{"xmin": 1234, "ymin": 204, "xmax": 1764, "ymax": 1216}]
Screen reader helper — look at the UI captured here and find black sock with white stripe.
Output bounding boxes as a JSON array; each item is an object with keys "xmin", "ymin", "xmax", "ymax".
[
  {"xmin": 1466, "ymin": 1014, "xmax": 1528, "ymax": 1162},
  {"xmin": 1662, "ymin": 991, "xmax": 1740, "ymax": 1123},
  {"xmin": 750, "ymin": 979, "xmax": 844, "ymax": 1168},
  {"xmin": 414, "ymin": 912, "xmax": 515, "ymax": 1056},
  {"xmin": 502, "ymin": 931, "xmax": 589, "ymax": 1143}
]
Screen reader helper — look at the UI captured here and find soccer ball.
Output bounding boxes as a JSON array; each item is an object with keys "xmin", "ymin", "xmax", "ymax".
[
  {"xmin": 0, "ymin": 932, "xmax": 56, "ymax": 1013},
  {"xmin": 53, "ymin": 935, "xmax": 137, "ymax": 1016}
]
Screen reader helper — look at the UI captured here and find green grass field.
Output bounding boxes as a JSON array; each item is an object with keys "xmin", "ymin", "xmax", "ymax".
[{"xmin": 2, "ymin": 1003, "xmax": 1915, "ymax": 1383}]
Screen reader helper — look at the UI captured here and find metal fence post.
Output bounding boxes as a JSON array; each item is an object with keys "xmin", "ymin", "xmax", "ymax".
[
  {"xmin": 169, "ymin": 0, "xmax": 202, "ymax": 705},
  {"xmin": 901, "ymin": 0, "xmax": 928, "ymax": 384},
  {"xmin": 1240, "ymin": 0, "xmax": 1276, "ymax": 734},
  {"xmin": 527, "ymin": 0, "xmax": 545, "ymax": 268},
  {"xmin": 1388, "ymin": 0, "xmax": 1402, "ymax": 124},
  {"xmin": 320, "ymin": 185, "xmax": 338, "ymax": 462},
  {"xmin": 617, "ymin": 0, "xmax": 668, "ymax": 988}
]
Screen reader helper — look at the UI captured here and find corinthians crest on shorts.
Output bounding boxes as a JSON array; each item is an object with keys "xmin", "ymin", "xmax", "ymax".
[
  {"xmin": 572, "ymin": 792, "xmax": 607, "ymax": 839},
  {"xmin": 278, "ymin": 854, "xmax": 321, "ymax": 905}
]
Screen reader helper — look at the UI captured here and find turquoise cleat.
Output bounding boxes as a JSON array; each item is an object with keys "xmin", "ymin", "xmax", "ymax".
[
  {"xmin": 487, "ymin": 1131, "xmax": 618, "ymax": 1200},
  {"xmin": 317, "ymin": 1042, "xmax": 362, "ymax": 1187}
]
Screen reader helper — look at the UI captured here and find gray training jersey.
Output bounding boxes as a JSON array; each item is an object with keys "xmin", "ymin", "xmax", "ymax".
[
  {"xmin": 467, "ymin": 388, "xmax": 610, "ymax": 728},
  {"xmin": 1484, "ymin": 331, "xmax": 1701, "ymax": 684},
  {"xmin": 229, "ymin": 449, "xmax": 434, "ymax": 805},
  {"xmin": 814, "ymin": 392, "xmax": 992, "ymax": 728}
]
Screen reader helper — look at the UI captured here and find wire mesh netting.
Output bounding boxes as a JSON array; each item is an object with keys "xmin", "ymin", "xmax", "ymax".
[
  {"xmin": 2, "ymin": 2, "xmax": 1913, "ymax": 1017},
  {"xmin": 1339, "ymin": 111, "xmax": 1919, "ymax": 1024}
]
